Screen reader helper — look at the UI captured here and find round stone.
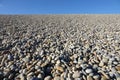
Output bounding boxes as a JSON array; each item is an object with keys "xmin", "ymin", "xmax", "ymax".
[{"xmin": 85, "ymin": 68, "xmax": 93, "ymax": 74}]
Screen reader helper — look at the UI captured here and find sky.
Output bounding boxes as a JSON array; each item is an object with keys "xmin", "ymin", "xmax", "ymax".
[{"xmin": 0, "ymin": 0, "xmax": 120, "ymax": 14}]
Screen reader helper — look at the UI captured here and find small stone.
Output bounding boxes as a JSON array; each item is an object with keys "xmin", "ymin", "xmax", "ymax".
[
  {"xmin": 8, "ymin": 73, "xmax": 14, "ymax": 79},
  {"xmin": 87, "ymin": 75, "xmax": 93, "ymax": 80},
  {"xmin": 99, "ymin": 61, "xmax": 104, "ymax": 67},
  {"xmin": 99, "ymin": 71, "xmax": 110, "ymax": 80},
  {"xmin": 93, "ymin": 75, "xmax": 100, "ymax": 80},
  {"xmin": 44, "ymin": 76, "xmax": 52, "ymax": 80},
  {"xmin": 113, "ymin": 61, "xmax": 118, "ymax": 65},
  {"xmin": 109, "ymin": 72, "xmax": 114, "ymax": 78},
  {"xmin": 116, "ymin": 66, "xmax": 120, "ymax": 71},
  {"xmin": 3, "ymin": 78, "xmax": 8, "ymax": 80},
  {"xmin": 72, "ymin": 71, "xmax": 81, "ymax": 78},
  {"xmin": 54, "ymin": 76, "xmax": 61, "ymax": 80},
  {"xmin": 73, "ymin": 54, "xmax": 78, "ymax": 59},
  {"xmin": 66, "ymin": 78, "xmax": 72, "ymax": 80},
  {"xmin": 20, "ymin": 74, "xmax": 26, "ymax": 80},
  {"xmin": 89, "ymin": 73, "xmax": 94, "ymax": 76},
  {"xmin": 61, "ymin": 72, "xmax": 68, "ymax": 78},
  {"xmin": 117, "ymin": 77, "xmax": 120, "ymax": 80},
  {"xmin": 37, "ymin": 74, "xmax": 43, "ymax": 79},
  {"xmin": 85, "ymin": 68, "xmax": 93, "ymax": 74},
  {"xmin": 8, "ymin": 54, "xmax": 13, "ymax": 60},
  {"xmin": 101, "ymin": 75, "xmax": 108, "ymax": 80},
  {"xmin": 22, "ymin": 57, "xmax": 29, "ymax": 63},
  {"xmin": 102, "ymin": 58, "xmax": 108, "ymax": 63},
  {"xmin": 56, "ymin": 66, "xmax": 64, "ymax": 72}
]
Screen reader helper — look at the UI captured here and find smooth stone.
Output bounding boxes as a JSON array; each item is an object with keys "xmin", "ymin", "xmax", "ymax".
[
  {"xmin": 99, "ymin": 61, "xmax": 104, "ymax": 67},
  {"xmin": 117, "ymin": 77, "xmax": 120, "ymax": 80},
  {"xmin": 27, "ymin": 72, "xmax": 34, "ymax": 77},
  {"xmin": 73, "ymin": 54, "xmax": 78, "ymax": 59},
  {"xmin": 73, "ymin": 59, "xmax": 78, "ymax": 64},
  {"xmin": 87, "ymin": 75, "xmax": 93, "ymax": 80},
  {"xmin": 20, "ymin": 74, "xmax": 26, "ymax": 80},
  {"xmin": 66, "ymin": 78, "xmax": 72, "ymax": 80},
  {"xmin": 56, "ymin": 60, "xmax": 61, "ymax": 64},
  {"xmin": 74, "ymin": 78, "xmax": 82, "ymax": 80},
  {"xmin": 85, "ymin": 68, "xmax": 93, "ymax": 74},
  {"xmin": 89, "ymin": 73, "xmax": 94, "ymax": 76},
  {"xmin": 61, "ymin": 72, "xmax": 68, "ymax": 78},
  {"xmin": 37, "ymin": 74, "xmax": 43, "ymax": 79},
  {"xmin": 44, "ymin": 76, "xmax": 52, "ymax": 80},
  {"xmin": 116, "ymin": 66, "xmax": 120, "ymax": 71},
  {"xmin": 80, "ymin": 64, "xmax": 87, "ymax": 69},
  {"xmin": 109, "ymin": 72, "xmax": 114, "ymax": 78},
  {"xmin": 93, "ymin": 75, "xmax": 100, "ymax": 80},
  {"xmin": 101, "ymin": 75, "xmax": 108, "ymax": 80},
  {"xmin": 99, "ymin": 71, "xmax": 110, "ymax": 80},
  {"xmin": 7, "ymin": 54, "xmax": 13, "ymax": 60},
  {"xmin": 72, "ymin": 71, "xmax": 81, "ymax": 78},
  {"xmin": 22, "ymin": 57, "xmax": 29, "ymax": 63},
  {"xmin": 102, "ymin": 58, "xmax": 108, "ymax": 63},
  {"xmin": 113, "ymin": 61, "xmax": 118, "ymax": 65},
  {"xmin": 8, "ymin": 73, "xmax": 14, "ymax": 79},
  {"xmin": 54, "ymin": 76, "xmax": 61, "ymax": 80},
  {"xmin": 3, "ymin": 78, "xmax": 9, "ymax": 80},
  {"xmin": 56, "ymin": 66, "xmax": 64, "ymax": 72}
]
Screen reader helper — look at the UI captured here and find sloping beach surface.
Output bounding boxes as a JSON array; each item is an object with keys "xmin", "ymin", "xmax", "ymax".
[{"xmin": 0, "ymin": 15, "xmax": 120, "ymax": 80}]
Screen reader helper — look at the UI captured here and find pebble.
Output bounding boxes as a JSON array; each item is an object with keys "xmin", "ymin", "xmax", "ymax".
[
  {"xmin": 0, "ymin": 15, "xmax": 120, "ymax": 80},
  {"xmin": 93, "ymin": 75, "xmax": 100, "ymax": 80},
  {"xmin": 56, "ymin": 65, "xmax": 64, "ymax": 72},
  {"xmin": 54, "ymin": 76, "xmax": 61, "ymax": 80},
  {"xmin": 44, "ymin": 76, "xmax": 52, "ymax": 80},
  {"xmin": 72, "ymin": 71, "xmax": 81, "ymax": 78},
  {"xmin": 7, "ymin": 54, "xmax": 13, "ymax": 60},
  {"xmin": 99, "ymin": 61, "xmax": 104, "ymax": 67},
  {"xmin": 37, "ymin": 73, "xmax": 43, "ymax": 79},
  {"xmin": 87, "ymin": 75, "xmax": 93, "ymax": 80},
  {"xmin": 116, "ymin": 66, "xmax": 120, "ymax": 71},
  {"xmin": 85, "ymin": 68, "xmax": 93, "ymax": 74}
]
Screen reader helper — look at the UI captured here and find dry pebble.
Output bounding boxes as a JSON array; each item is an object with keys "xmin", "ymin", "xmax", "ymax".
[{"xmin": 0, "ymin": 15, "xmax": 120, "ymax": 80}]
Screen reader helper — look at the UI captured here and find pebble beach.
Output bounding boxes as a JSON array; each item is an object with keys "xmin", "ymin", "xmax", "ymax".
[{"xmin": 0, "ymin": 15, "xmax": 120, "ymax": 80}]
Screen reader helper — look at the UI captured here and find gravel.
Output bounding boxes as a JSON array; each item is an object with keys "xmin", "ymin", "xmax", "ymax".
[{"xmin": 0, "ymin": 15, "xmax": 120, "ymax": 80}]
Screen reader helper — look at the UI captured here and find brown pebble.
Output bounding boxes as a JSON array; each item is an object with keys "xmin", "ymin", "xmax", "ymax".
[
  {"xmin": 56, "ymin": 66, "xmax": 64, "ymax": 72},
  {"xmin": 116, "ymin": 66, "xmax": 120, "ymax": 71}
]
